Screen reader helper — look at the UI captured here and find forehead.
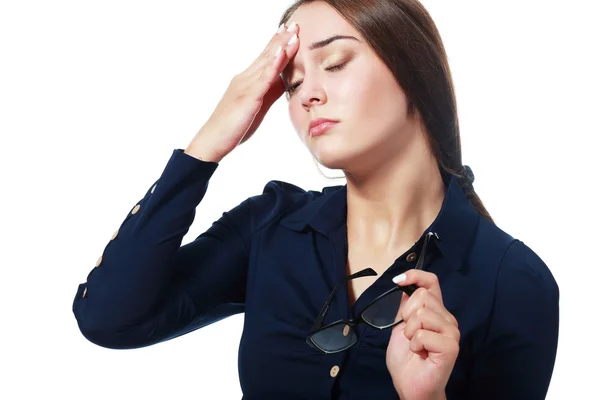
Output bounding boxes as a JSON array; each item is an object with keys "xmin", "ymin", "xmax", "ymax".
[{"xmin": 285, "ymin": 2, "xmax": 362, "ymax": 47}]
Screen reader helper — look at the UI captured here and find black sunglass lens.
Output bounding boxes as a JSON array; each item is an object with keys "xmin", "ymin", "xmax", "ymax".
[
  {"xmin": 309, "ymin": 322, "xmax": 357, "ymax": 353},
  {"xmin": 361, "ymin": 289, "xmax": 404, "ymax": 328}
]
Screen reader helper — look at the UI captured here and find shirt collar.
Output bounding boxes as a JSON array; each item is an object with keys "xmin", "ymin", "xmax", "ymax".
[{"xmin": 279, "ymin": 174, "xmax": 480, "ymax": 272}]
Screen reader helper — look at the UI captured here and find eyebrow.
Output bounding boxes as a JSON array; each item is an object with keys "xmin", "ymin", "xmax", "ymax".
[
  {"xmin": 281, "ymin": 35, "xmax": 360, "ymax": 82},
  {"xmin": 308, "ymin": 35, "xmax": 360, "ymax": 51}
]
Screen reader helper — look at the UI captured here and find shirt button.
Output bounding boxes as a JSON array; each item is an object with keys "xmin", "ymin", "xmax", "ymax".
[
  {"xmin": 82, "ymin": 287, "xmax": 87, "ymax": 298},
  {"xmin": 151, "ymin": 184, "xmax": 157, "ymax": 194},
  {"xmin": 131, "ymin": 204, "xmax": 141, "ymax": 215},
  {"xmin": 343, "ymin": 325, "xmax": 350, "ymax": 337},
  {"xmin": 95, "ymin": 255, "xmax": 103, "ymax": 267},
  {"xmin": 330, "ymin": 365, "xmax": 340, "ymax": 378},
  {"xmin": 111, "ymin": 229, "xmax": 119, "ymax": 240},
  {"xmin": 406, "ymin": 252, "xmax": 417, "ymax": 262}
]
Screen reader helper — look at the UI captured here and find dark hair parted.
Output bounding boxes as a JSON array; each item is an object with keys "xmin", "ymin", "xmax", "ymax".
[{"xmin": 279, "ymin": 0, "xmax": 493, "ymax": 223}]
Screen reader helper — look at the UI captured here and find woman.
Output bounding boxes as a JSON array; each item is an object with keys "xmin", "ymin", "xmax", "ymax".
[{"xmin": 72, "ymin": 1, "xmax": 559, "ymax": 399}]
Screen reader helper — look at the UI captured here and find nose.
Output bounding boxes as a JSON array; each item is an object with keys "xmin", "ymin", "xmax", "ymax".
[{"xmin": 297, "ymin": 79, "xmax": 327, "ymax": 109}]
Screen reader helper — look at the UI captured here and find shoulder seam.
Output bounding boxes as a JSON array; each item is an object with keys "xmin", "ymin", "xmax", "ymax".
[{"xmin": 249, "ymin": 181, "xmax": 310, "ymax": 235}]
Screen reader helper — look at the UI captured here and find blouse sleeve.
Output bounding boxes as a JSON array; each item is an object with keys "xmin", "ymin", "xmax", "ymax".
[
  {"xmin": 465, "ymin": 240, "xmax": 559, "ymax": 399},
  {"xmin": 72, "ymin": 149, "xmax": 253, "ymax": 349}
]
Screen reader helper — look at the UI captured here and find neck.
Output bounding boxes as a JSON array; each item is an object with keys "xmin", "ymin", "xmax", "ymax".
[{"xmin": 344, "ymin": 133, "xmax": 445, "ymax": 255}]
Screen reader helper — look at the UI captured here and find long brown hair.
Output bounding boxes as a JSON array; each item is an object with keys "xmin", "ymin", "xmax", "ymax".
[{"xmin": 279, "ymin": 0, "xmax": 493, "ymax": 223}]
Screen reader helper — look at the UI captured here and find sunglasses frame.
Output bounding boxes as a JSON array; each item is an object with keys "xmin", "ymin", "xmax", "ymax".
[{"xmin": 306, "ymin": 232, "xmax": 439, "ymax": 354}]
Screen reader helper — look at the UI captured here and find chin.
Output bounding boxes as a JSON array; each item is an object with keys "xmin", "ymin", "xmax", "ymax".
[
  {"xmin": 306, "ymin": 128, "xmax": 381, "ymax": 172},
  {"xmin": 311, "ymin": 145, "xmax": 363, "ymax": 172}
]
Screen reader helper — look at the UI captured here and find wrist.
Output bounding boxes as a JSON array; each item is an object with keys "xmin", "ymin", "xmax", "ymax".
[
  {"xmin": 184, "ymin": 142, "xmax": 224, "ymax": 163},
  {"xmin": 394, "ymin": 387, "xmax": 446, "ymax": 400}
]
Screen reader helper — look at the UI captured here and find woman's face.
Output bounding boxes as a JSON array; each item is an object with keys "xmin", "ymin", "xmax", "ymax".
[{"xmin": 282, "ymin": 2, "xmax": 418, "ymax": 172}]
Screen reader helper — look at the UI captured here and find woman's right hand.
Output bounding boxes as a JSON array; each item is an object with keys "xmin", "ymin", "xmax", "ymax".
[{"xmin": 185, "ymin": 22, "xmax": 300, "ymax": 163}]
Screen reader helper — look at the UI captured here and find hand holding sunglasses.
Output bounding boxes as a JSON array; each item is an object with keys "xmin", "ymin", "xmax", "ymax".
[
  {"xmin": 306, "ymin": 231, "xmax": 459, "ymax": 400},
  {"xmin": 387, "ymin": 245, "xmax": 460, "ymax": 400}
]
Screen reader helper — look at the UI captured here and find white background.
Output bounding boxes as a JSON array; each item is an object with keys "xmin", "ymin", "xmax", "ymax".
[{"xmin": 1, "ymin": 0, "xmax": 598, "ymax": 398}]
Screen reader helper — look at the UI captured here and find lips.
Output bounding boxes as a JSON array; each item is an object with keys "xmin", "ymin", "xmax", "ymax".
[{"xmin": 308, "ymin": 117, "xmax": 339, "ymax": 137}]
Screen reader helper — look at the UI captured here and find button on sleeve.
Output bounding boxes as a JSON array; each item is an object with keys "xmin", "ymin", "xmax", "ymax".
[{"xmin": 72, "ymin": 149, "xmax": 254, "ymax": 349}]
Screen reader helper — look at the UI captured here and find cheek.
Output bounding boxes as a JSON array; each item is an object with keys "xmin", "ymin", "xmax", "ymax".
[
  {"xmin": 338, "ymin": 72, "xmax": 373, "ymax": 103},
  {"xmin": 345, "ymin": 69, "xmax": 409, "ymax": 134},
  {"xmin": 333, "ymin": 75, "xmax": 389, "ymax": 136}
]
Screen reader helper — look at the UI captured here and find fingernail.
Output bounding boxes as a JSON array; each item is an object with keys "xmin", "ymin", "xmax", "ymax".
[
  {"xmin": 274, "ymin": 45, "xmax": 282, "ymax": 57},
  {"xmin": 277, "ymin": 23, "xmax": 285, "ymax": 34},
  {"xmin": 286, "ymin": 21, "xmax": 297, "ymax": 32},
  {"xmin": 287, "ymin": 33, "xmax": 298, "ymax": 45},
  {"xmin": 392, "ymin": 273, "xmax": 406, "ymax": 284}
]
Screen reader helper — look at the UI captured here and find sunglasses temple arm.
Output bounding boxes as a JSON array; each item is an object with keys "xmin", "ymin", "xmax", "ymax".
[
  {"xmin": 309, "ymin": 285, "xmax": 338, "ymax": 332},
  {"xmin": 309, "ymin": 268, "xmax": 378, "ymax": 333},
  {"xmin": 402, "ymin": 284, "xmax": 418, "ymax": 296},
  {"xmin": 415, "ymin": 232, "xmax": 439, "ymax": 270},
  {"xmin": 399, "ymin": 232, "xmax": 439, "ymax": 297}
]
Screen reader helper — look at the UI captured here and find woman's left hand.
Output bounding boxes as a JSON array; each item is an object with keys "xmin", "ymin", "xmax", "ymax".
[{"xmin": 386, "ymin": 269, "xmax": 460, "ymax": 400}]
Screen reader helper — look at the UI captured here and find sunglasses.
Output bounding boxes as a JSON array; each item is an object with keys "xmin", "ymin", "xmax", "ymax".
[{"xmin": 306, "ymin": 231, "xmax": 439, "ymax": 354}]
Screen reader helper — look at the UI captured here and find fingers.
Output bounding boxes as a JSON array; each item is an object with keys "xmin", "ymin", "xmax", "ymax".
[
  {"xmin": 393, "ymin": 269, "xmax": 442, "ymax": 300},
  {"xmin": 274, "ymin": 22, "xmax": 299, "ymax": 61},
  {"xmin": 394, "ymin": 269, "xmax": 458, "ymax": 331},
  {"xmin": 408, "ymin": 329, "xmax": 460, "ymax": 358},
  {"xmin": 247, "ymin": 21, "xmax": 300, "ymax": 79},
  {"xmin": 392, "ymin": 269, "xmax": 460, "ymax": 363},
  {"xmin": 399, "ymin": 288, "xmax": 458, "ymax": 328},
  {"xmin": 403, "ymin": 306, "xmax": 460, "ymax": 343}
]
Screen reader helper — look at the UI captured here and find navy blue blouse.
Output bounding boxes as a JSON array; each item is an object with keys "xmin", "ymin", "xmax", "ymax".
[{"xmin": 73, "ymin": 149, "xmax": 559, "ymax": 399}]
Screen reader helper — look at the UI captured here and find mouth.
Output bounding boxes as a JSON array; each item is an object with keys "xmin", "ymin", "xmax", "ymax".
[{"xmin": 308, "ymin": 120, "xmax": 339, "ymax": 138}]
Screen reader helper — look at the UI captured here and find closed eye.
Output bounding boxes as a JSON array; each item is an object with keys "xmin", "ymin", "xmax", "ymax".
[{"xmin": 286, "ymin": 62, "xmax": 348, "ymax": 95}]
